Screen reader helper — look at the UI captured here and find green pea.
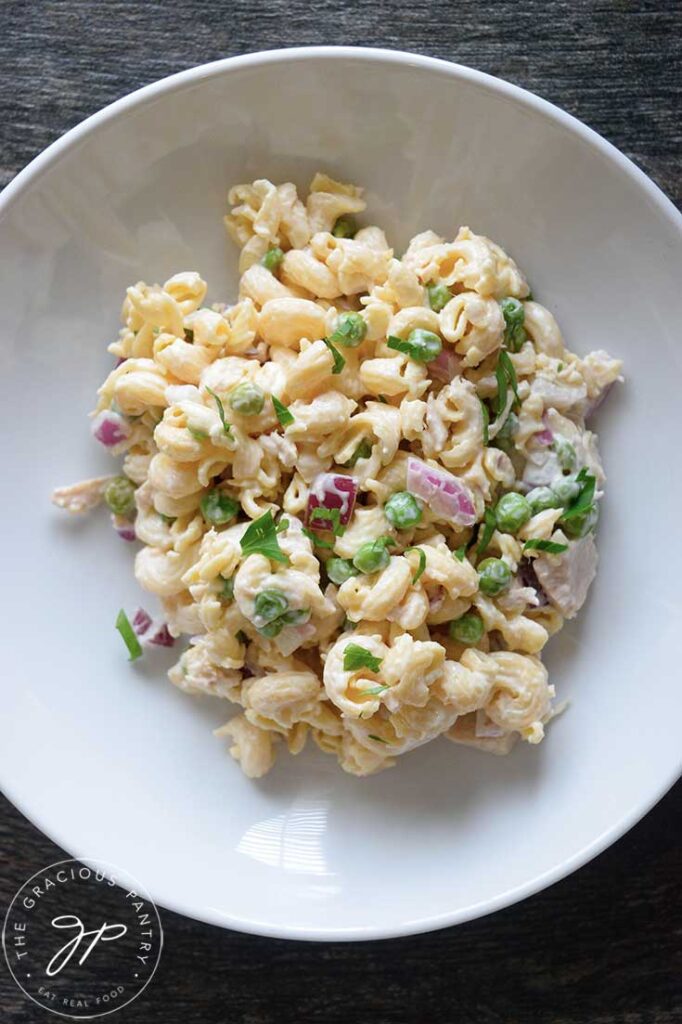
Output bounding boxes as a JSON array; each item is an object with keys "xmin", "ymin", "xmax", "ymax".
[
  {"xmin": 494, "ymin": 492, "xmax": 532, "ymax": 534},
  {"xmin": 229, "ymin": 381, "xmax": 265, "ymax": 415},
  {"xmin": 478, "ymin": 557, "xmax": 512, "ymax": 596},
  {"xmin": 257, "ymin": 620, "xmax": 284, "ymax": 638},
  {"xmin": 426, "ymin": 282, "xmax": 452, "ymax": 313},
  {"xmin": 280, "ymin": 608, "xmax": 311, "ymax": 625},
  {"xmin": 332, "ymin": 215, "xmax": 358, "ymax": 238},
  {"xmin": 104, "ymin": 476, "xmax": 136, "ymax": 518},
  {"xmin": 526, "ymin": 486, "xmax": 561, "ymax": 514},
  {"xmin": 353, "ymin": 539, "xmax": 391, "ymax": 575},
  {"xmin": 552, "ymin": 436, "xmax": 577, "ymax": 473},
  {"xmin": 219, "ymin": 575, "xmax": 235, "ymax": 602},
  {"xmin": 254, "ymin": 588, "xmax": 289, "ymax": 623},
  {"xmin": 563, "ymin": 503, "xmax": 599, "ymax": 539},
  {"xmin": 261, "ymin": 246, "xmax": 284, "ymax": 272},
  {"xmin": 384, "ymin": 491, "xmax": 423, "ymax": 529},
  {"xmin": 406, "ymin": 328, "xmax": 442, "ymax": 362},
  {"xmin": 200, "ymin": 490, "xmax": 240, "ymax": 526},
  {"xmin": 552, "ymin": 476, "xmax": 581, "ymax": 506},
  {"xmin": 329, "ymin": 312, "xmax": 366, "ymax": 347},
  {"xmin": 449, "ymin": 613, "xmax": 484, "ymax": 645},
  {"xmin": 326, "ymin": 557, "xmax": 360, "ymax": 585}
]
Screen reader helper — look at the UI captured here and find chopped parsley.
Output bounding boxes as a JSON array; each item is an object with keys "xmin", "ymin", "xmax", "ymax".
[
  {"xmin": 309, "ymin": 506, "xmax": 345, "ymax": 536},
  {"xmin": 187, "ymin": 426, "xmax": 208, "ymax": 442},
  {"xmin": 240, "ymin": 510, "xmax": 289, "ymax": 564},
  {"xmin": 302, "ymin": 526, "xmax": 334, "ymax": 549},
  {"xmin": 454, "ymin": 545, "xmax": 467, "ymax": 561},
  {"xmin": 368, "ymin": 734, "xmax": 388, "ymax": 744},
  {"xmin": 272, "ymin": 395, "xmax": 294, "ymax": 427},
  {"xmin": 358, "ymin": 684, "xmax": 389, "ymax": 697},
  {"xmin": 343, "ymin": 643, "xmax": 383, "ymax": 673}
]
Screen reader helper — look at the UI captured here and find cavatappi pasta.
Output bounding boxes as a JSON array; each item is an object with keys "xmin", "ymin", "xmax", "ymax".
[{"xmin": 53, "ymin": 173, "xmax": 622, "ymax": 778}]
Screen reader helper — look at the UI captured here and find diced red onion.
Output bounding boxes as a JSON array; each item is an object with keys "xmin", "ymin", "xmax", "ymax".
[
  {"xmin": 475, "ymin": 709, "xmax": 505, "ymax": 738},
  {"xmin": 406, "ymin": 457, "xmax": 476, "ymax": 527},
  {"xmin": 535, "ymin": 428, "xmax": 554, "ymax": 446},
  {"xmin": 146, "ymin": 622, "xmax": 175, "ymax": 648},
  {"xmin": 428, "ymin": 348, "xmax": 462, "ymax": 383},
  {"xmin": 307, "ymin": 473, "xmax": 358, "ymax": 530},
  {"xmin": 112, "ymin": 514, "xmax": 136, "ymax": 542},
  {"xmin": 92, "ymin": 409, "xmax": 131, "ymax": 447},
  {"xmin": 534, "ymin": 413, "xmax": 554, "ymax": 447},
  {"xmin": 131, "ymin": 606, "xmax": 176, "ymax": 649},
  {"xmin": 132, "ymin": 607, "xmax": 153, "ymax": 635},
  {"xmin": 114, "ymin": 356, "xmax": 127, "ymax": 368},
  {"xmin": 428, "ymin": 586, "xmax": 445, "ymax": 612}
]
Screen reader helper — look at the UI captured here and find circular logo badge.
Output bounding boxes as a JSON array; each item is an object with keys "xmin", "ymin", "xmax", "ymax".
[{"xmin": 2, "ymin": 858, "xmax": 163, "ymax": 1019}]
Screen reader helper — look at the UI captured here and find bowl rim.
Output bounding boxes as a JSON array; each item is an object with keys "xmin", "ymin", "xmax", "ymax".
[{"xmin": 2, "ymin": 46, "xmax": 680, "ymax": 942}]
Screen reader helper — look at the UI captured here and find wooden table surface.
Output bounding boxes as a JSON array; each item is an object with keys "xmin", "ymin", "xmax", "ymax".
[{"xmin": 1, "ymin": 3, "xmax": 680, "ymax": 1022}]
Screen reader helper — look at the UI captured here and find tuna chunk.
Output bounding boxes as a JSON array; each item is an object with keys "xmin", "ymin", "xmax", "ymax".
[{"xmin": 533, "ymin": 534, "xmax": 598, "ymax": 619}]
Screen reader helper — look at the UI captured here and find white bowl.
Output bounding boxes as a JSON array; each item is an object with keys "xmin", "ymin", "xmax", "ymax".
[{"xmin": 1, "ymin": 47, "xmax": 680, "ymax": 941}]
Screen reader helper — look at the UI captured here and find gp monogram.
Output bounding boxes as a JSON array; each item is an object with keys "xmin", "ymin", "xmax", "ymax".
[{"xmin": 2, "ymin": 859, "xmax": 163, "ymax": 1019}]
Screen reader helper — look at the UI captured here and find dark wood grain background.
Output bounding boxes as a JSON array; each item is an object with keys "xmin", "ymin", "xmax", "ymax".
[{"xmin": 1, "ymin": 2, "xmax": 680, "ymax": 1022}]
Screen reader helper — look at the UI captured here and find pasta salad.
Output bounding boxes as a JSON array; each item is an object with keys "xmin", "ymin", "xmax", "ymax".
[{"xmin": 53, "ymin": 173, "xmax": 622, "ymax": 778}]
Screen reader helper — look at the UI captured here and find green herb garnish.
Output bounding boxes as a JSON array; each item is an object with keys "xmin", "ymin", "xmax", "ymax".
[
  {"xmin": 187, "ymin": 426, "xmax": 208, "ymax": 442},
  {"xmin": 322, "ymin": 337, "xmax": 346, "ymax": 374},
  {"xmin": 272, "ymin": 395, "xmax": 294, "ymax": 427},
  {"xmin": 561, "ymin": 468, "xmax": 596, "ymax": 522},
  {"xmin": 343, "ymin": 643, "xmax": 383, "ymax": 673},
  {"xmin": 115, "ymin": 609, "xmax": 143, "ymax": 662},
  {"xmin": 205, "ymin": 386, "xmax": 233, "ymax": 438},
  {"xmin": 261, "ymin": 246, "xmax": 284, "ymax": 272},
  {"xmin": 368, "ymin": 734, "xmax": 388, "ymax": 744},
  {"xmin": 309, "ymin": 506, "xmax": 345, "ymax": 536},
  {"xmin": 240, "ymin": 510, "xmax": 289, "ymax": 564},
  {"xmin": 476, "ymin": 508, "xmax": 497, "ymax": 557},
  {"xmin": 358, "ymin": 684, "xmax": 390, "ymax": 697},
  {"xmin": 523, "ymin": 539, "xmax": 569, "ymax": 554},
  {"xmin": 387, "ymin": 330, "xmax": 442, "ymax": 363},
  {"xmin": 480, "ymin": 399, "xmax": 490, "ymax": 445},
  {"xmin": 343, "ymin": 439, "xmax": 372, "ymax": 468},
  {"xmin": 454, "ymin": 545, "xmax": 467, "ymax": 561},
  {"xmin": 494, "ymin": 350, "xmax": 520, "ymax": 416},
  {"xmin": 404, "ymin": 546, "xmax": 427, "ymax": 583},
  {"xmin": 302, "ymin": 526, "xmax": 334, "ymax": 549}
]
